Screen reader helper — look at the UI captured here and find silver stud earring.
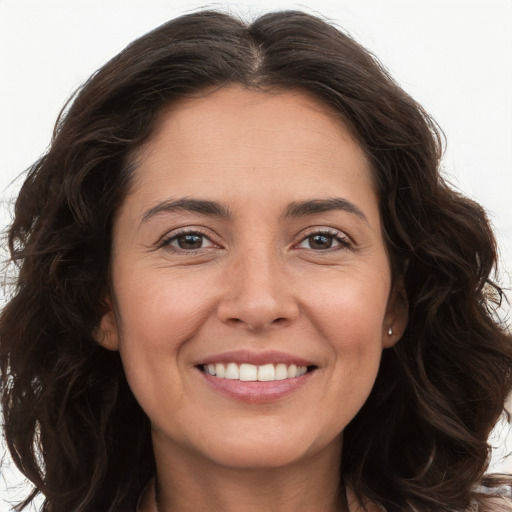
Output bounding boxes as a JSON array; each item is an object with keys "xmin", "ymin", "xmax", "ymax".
[{"xmin": 388, "ymin": 327, "xmax": 393, "ymax": 336}]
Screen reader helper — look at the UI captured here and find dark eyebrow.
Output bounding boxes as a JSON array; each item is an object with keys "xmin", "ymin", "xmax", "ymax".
[
  {"xmin": 284, "ymin": 198, "xmax": 368, "ymax": 223},
  {"xmin": 141, "ymin": 198, "xmax": 232, "ymax": 224},
  {"xmin": 141, "ymin": 197, "xmax": 367, "ymax": 225}
]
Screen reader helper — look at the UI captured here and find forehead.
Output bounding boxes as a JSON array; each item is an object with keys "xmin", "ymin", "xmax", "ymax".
[{"xmin": 124, "ymin": 85, "xmax": 378, "ymax": 222}]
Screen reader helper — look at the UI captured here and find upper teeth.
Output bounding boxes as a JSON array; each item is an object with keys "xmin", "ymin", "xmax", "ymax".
[{"xmin": 204, "ymin": 363, "xmax": 308, "ymax": 381}]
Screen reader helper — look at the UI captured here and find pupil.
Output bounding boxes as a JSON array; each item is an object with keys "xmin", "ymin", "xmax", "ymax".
[
  {"xmin": 310, "ymin": 234, "xmax": 332, "ymax": 249},
  {"xmin": 178, "ymin": 234, "xmax": 203, "ymax": 249}
]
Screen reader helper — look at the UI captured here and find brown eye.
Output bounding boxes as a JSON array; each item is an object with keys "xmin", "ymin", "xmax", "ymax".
[
  {"xmin": 296, "ymin": 230, "xmax": 351, "ymax": 251},
  {"xmin": 176, "ymin": 234, "xmax": 204, "ymax": 249},
  {"xmin": 308, "ymin": 234, "xmax": 334, "ymax": 250},
  {"xmin": 163, "ymin": 231, "xmax": 216, "ymax": 251}
]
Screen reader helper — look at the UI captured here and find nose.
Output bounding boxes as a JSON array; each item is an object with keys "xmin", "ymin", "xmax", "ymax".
[{"xmin": 216, "ymin": 248, "xmax": 299, "ymax": 332}]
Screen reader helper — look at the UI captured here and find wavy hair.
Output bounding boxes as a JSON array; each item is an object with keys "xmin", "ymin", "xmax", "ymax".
[{"xmin": 1, "ymin": 10, "xmax": 511, "ymax": 512}]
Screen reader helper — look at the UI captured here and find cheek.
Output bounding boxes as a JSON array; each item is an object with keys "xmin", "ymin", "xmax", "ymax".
[
  {"xmin": 111, "ymin": 269, "xmax": 215, "ymax": 408},
  {"xmin": 114, "ymin": 267, "xmax": 214, "ymax": 350},
  {"xmin": 304, "ymin": 269, "xmax": 390, "ymax": 347},
  {"xmin": 302, "ymin": 269, "xmax": 390, "ymax": 411}
]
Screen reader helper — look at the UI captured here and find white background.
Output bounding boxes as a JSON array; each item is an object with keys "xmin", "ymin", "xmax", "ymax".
[{"xmin": 1, "ymin": 1, "xmax": 511, "ymax": 510}]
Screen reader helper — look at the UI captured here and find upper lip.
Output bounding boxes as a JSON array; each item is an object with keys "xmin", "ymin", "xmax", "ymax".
[{"xmin": 196, "ymin": 350, "xmax": 315, "ymax": 367}]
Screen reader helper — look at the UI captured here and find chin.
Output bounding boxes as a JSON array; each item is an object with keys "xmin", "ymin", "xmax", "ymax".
[
  {"xmin": 204, "ymin": 443, "xmax": 311, "ymax": 469},
  {"xmin": 192, "ymin": 424, "xmax": 342, "ymax": 470}
]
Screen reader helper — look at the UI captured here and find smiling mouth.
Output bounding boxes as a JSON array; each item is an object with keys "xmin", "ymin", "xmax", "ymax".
[{"xmin": 200, "ymin": 362, "xmax": 316, "ymax": 382}]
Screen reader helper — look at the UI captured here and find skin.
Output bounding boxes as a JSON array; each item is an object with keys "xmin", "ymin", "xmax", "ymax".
[{"xmin": 98, "ymin": 86, "xmax": 407, "ymax": 512}]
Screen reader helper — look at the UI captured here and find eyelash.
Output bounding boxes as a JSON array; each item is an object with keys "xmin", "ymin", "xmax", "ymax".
[
  {"xmin": 158, "ymin": 227, "xmax": 352, "ymax": 254},
  {"xmin": 159, "ymin": 227, "xmax": 217, "ymax": 254},
  {"xmin": 295, "ymin": 228, "xmax": 352, "ymax": 252}
]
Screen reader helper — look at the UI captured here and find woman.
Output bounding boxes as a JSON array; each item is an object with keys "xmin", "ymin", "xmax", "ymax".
[{"xmin": 1, "ymin": 9, "xmax": 511, "ymax": 512}]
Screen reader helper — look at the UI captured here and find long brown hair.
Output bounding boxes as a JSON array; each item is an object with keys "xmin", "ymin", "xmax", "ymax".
[{"xmin": 1, "ymin": 10, "xmax": 511, "ymax": 512}]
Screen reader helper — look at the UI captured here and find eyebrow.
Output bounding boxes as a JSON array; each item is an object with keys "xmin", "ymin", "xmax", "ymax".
[
  {"xmin": 141, "ymin": 198, "xmax": 232, "ymax": 224},
  {"xmin": 284, "ymin": 198, "xmax": 368, "ymax": 223},
  {"xmin": 140, "ymin": 197, "xmax": 368, "ymax": 224}
]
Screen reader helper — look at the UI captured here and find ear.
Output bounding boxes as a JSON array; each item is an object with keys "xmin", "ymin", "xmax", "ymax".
[
  {"xmin": 95, "ymin": 294, "xmax": 120, "ymax": 351},
  {"xmin": 382, "ymin": 278, "xmax": 408, "ymax": 349}
]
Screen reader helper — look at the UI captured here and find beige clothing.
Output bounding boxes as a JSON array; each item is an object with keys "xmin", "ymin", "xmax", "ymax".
[{"xmin": 137, "ymin": 478, "xmax": 512, "ymax": 512}]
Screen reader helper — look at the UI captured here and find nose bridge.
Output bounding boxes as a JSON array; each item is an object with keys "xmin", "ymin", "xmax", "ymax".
[
  {"xmin": 217, "ymin": 240, "xmax": 297, "ymax": 331},
  {"xmin": 240, "ymin": 245, "xmax": 280, "ymax": 299}
]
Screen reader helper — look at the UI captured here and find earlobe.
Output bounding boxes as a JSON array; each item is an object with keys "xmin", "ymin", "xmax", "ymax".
[
  {"xmin": 383, "ymin": 281, "xmax": 409, "ymax": 349},
  {"xmin": 95, "ymin": 296, "xmax": 120, "ymax": 351}
]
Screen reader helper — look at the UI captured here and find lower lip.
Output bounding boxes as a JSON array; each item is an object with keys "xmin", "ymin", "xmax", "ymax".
[{"xmin": 198, "ymin": 369, "xmax": 313, "ymax": 403}]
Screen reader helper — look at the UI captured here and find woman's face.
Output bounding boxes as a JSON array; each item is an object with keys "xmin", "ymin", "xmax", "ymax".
[{"xmin": 99, "ymin": 86, "xmax": 406, "ymax": 470}]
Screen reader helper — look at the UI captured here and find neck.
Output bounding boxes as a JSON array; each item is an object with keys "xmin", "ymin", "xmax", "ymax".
[{"xmin": 149, "ymin": 432, "xmax": 344, "ymax": 512}]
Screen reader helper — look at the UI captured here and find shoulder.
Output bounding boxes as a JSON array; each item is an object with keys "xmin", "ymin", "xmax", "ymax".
[
  {"xmin": 345, "ymin": 481, "xmax": 512, "ymax": 511},
  {"xmin": 136, "ymin": 478, "xmax": 155, "ymax": 512},
  {"xmin": 472, "ymin": 494, "xmax": 512, "ymax": 512},
  {"xmin": 471, "ymin": 481, "xmax": 512, "ymax": 511},
  {"xmin": 345, "ymin": 484, "xmax": 384, "ymax": 512}
]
